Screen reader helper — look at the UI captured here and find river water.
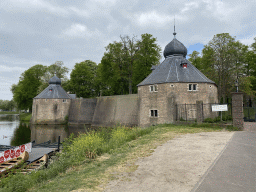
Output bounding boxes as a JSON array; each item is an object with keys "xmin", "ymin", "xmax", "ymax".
[{"xmin": 0, "ymin": 114, "xmax": 89, "ymax": 146}]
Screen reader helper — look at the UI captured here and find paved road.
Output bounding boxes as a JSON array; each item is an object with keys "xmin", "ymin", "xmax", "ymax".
[{"xmin": 192, "ymin": 123, "xmax": 256, "ymax": 192}]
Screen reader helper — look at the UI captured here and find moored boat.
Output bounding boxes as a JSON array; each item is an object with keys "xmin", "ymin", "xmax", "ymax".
[
  {"xmin": 19, "ymin": 154, "xmax": 48, "ymax": 174},
  {"xmin": 0, "ymin": 151, "xmax": 29, "ymax": 175}
]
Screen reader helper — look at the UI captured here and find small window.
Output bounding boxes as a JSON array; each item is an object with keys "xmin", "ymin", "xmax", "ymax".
[
  {"xmin": 150, "ymin": 85, "xmax": 154, "ymax": 92},
  {"xmin": 154, "ymin": 110, "xmax": 158, "ymax": 117},
  {"xmin": 183, "ymin": 63, "xmax": 187, "ymax": 68},
  {"xmin": 193, "ymin": 84, "xmax": 197, "ymax": 91},
  {"xmin": 188, "ymin": 84, "xmax": 197, "ymax": 91},
  {"xmin": 63, "ymin": 99, "xmax": 67, "ymax": 103},
  {"xmin": 170, "ymin": 84, "xmax": 174, "ymax": 87},
  {"xmin": 45, "ymin": 99, "xmax": 48, "ymax": 101},
  {"xmin": 150, "ymin": 110, "xmax": 158, "ymax": 117},
  {"xmin": 209, "ymin": 85, "xmax": 212, "ymax": 88},
  {"xmin": 149, "ymin": 85, "xmax": 158, "ymax": 92},
  {"xmin": 49, "ymin": 89, "xmax": 53, "ymax": 92},
  {"xmin": 189, "ymin": 84, "xmax": 192, "ymax": 91}
]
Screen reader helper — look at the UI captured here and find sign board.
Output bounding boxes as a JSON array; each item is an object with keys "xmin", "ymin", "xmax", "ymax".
[
  {"xmin": 212, "ymin": 104, "xmax": 228, "ymax": 112},
  {"xmin": 0, "ymin": 142, "xmax": 32, "ymax": 164}
]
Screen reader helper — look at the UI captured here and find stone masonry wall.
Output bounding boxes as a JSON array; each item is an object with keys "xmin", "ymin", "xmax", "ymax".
[
  {"xmin": 138, "ymin": 82, "xmax": 218, "ymax": 127},
  {"xmin": 91, "ymin": 94, "xmax": 139, "ymax": 127},
  {"xmin": 31, "ymin": 98, "xmax": 71, "ymax": 124},
  {"xmin": 68, "ymin": 98, "xmax": 97, "ymax": 124}
]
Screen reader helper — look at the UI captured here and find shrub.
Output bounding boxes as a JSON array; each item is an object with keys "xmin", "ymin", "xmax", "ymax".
[
  {"xmin": 203, "ymin": 118, "xmax": 214, "ymax": 123},
  {"xmin": 179, "ymin": 117, "xmax": 185, "ymax": 121},
  {"xmin": 69, "ymin": 131, "xmax": 104, "ymax": 160}
]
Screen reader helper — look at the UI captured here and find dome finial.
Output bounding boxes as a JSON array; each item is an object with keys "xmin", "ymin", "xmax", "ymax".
[{"xmin": 173, "ymin": 15, "xmax": 177, "ymax": 38}]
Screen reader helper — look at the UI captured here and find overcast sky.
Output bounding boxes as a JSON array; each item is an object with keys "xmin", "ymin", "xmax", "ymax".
[{"xmin": 0, "ymin": 0, "xmax": 255, "ymax": 101}]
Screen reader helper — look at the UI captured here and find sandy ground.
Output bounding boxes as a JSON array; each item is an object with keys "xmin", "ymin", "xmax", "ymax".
[{"xmin": 103, "ymin": 131, "xmax": 235, "ymax": 192}]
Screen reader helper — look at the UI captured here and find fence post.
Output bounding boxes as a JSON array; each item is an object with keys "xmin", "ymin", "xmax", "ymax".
[
  {"xmin": 196, "ymin": 101, "xmax": 203, "ymax": 124},
  {"xmin": 185, "ymin": 103, "xmax": 187, "ymax": 121},
  {"xmin": 231, "ymin": 92, "xmax": 244, "ymax": 130}
]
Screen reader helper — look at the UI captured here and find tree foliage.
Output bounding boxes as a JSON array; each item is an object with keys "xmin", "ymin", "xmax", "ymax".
[
  {"xmin": 188, "ymin": 33, "xmax": 256, "ymax": 102},
  {"xmin": 65, "ymin": 60, "xmax": 98, "ymax": 98},
  {"xmin": 11, "ymin": 62, "xmax": 69, "ymax": 111},
  {"xmin": 99, "ymin": 33, "xmax": 161, "ymax": 96}
]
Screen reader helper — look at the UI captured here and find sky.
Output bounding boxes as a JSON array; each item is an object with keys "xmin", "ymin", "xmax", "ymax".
[{"xmin": 0, "ymin": 0, "xmax": 255, "ymax": 101}]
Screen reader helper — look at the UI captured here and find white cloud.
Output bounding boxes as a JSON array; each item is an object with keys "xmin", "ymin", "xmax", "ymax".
[
  {"xmin": 134, "ymin": 11, "xmax": 172, "ymax": 27},
  {"xmin": 61, "ymin": 23, "xmax": 102, "ymax": 39},
  {"xmin": 0, "ymin": 65, "xmax": 26, "ymax": 72},
  {"xmin": 0, "ymin": 0, "xmax": 68, "ymax": 16},
  {"xmin": 181, "ymin": 1, "xmax": 199, "ymax": 13}
]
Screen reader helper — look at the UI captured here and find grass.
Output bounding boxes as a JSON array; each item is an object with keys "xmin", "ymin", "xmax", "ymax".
[
  {"xmin": 0, "ymin": 111, "xmax": 19, "ymax": 114},
  {"xmin": 0, "ymin": 123, "xmax": 238, "ymax": 192},
  {"xmin": 19, "ymin": 113, "xmax": 32, "ymax": 122}
]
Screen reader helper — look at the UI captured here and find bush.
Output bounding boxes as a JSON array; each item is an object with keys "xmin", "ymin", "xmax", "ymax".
[
  {"xmin": 203, "ymin": 118, "xmax": 214, "ymax": 123},
  {"xmin": 69, "ymin": 131, "xmax": 104, "ymax": 160},
  {"xmin": 179, "ymin": 117, "xmax": 185, "ymax": 121}
]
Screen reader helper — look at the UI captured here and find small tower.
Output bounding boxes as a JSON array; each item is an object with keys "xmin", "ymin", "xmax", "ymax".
[
  {"xmin": 31, "ymin": 75, "xmax": 72, "ymax": 124},
  {"xmin": 137, "ymin": 29, "xmax": 218, "ymax": 127}
]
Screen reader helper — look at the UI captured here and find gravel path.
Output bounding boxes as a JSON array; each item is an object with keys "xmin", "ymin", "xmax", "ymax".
[{"xmin": 103, "ymin": 131, "xmax": 235, "ymax": 192}]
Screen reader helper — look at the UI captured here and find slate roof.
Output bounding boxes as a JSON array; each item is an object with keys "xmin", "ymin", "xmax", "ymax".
[
  {"xmin": 137, "ymin": 55, "xmax": 216, "ymax": 86},
  {"xmin": 34, "ymin": 75, "xmax": 71, "ymax": 99},
  {"xmin": 68, "ymin": 94, "xmax": 76, "ymax": 99}
]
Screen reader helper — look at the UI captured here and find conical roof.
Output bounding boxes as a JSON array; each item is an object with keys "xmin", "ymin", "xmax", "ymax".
[
  {"xmin": 137, "ymin": 56, "xmax": 216, "ymax": 86},
  {"xmin": 34, "ymin": 75, "xmax": 71, "ymax": 99}
]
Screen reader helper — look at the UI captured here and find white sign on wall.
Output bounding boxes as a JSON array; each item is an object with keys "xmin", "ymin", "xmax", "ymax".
[{"xmin": 211, "ymin": 104, "xmax": 228, "ymax": 112}]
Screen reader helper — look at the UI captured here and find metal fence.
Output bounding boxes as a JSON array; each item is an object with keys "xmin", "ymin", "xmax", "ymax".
[
  {"xmin": 243, "ymin": 107, "xmax": 256, "ymax": 122},
  {"xmin": 176, "ymin": 103, "xmax": 232, "ymax": 122}
]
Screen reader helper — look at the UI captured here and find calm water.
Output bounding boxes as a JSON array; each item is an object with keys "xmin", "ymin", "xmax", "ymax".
[{"xmin": 0, "ymin": 114, "xmax": 89, "ymax": 146}]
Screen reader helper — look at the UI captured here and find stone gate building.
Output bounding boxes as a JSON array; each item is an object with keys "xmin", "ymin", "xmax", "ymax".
[{"xmin": 31, "ymin": 33, "xmax": 218, "ymax": 127}]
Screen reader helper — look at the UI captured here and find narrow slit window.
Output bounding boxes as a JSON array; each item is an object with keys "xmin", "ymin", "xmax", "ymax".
[
  {"xmin": 154, "ymin": 85, "xmax": 158, "ymax": 92},
  {"xmin": 193, "ymin": 84, "xmax": 197, "ymax": 90},
  {"xmin": 189, "ymin": 84, "xmax": 192, "ymax": 91},
  {"xmin": 151, "ymin": 110, "xmax": 154, "ymax": 117},
  {"xmin": 154, "ymin": 110, "xmax": 158, "ymax": 117},
  {"xmin": 150, "ymin": 85, "xmax": 154, "ymax": 92}
]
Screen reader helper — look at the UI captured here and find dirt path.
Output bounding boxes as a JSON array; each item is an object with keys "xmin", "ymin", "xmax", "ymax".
[{"xmin": 103, "ymin": 131, "xmax": 235, "ymax": 192}]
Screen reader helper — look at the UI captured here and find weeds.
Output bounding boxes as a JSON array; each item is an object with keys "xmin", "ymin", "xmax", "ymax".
[{"xmin": 0, "ymin": 123, "xmax": 234, "ymax": 192}]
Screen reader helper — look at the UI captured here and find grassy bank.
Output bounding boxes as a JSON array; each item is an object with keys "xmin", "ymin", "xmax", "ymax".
[
  {"xmin": 19, "ymin": 113, "xmax": 32, "ymax": 122},
  {"xmin": 0, "ymin": 123, "xmax": 239, "ymax": 192},
  {"xmin": 0, "ymin": 111, "xmax": 19, "ymax": 114}
]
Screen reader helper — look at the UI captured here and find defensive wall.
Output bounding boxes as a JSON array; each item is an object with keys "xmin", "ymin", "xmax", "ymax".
[
  {"xmin": 68, "ymin": 98, "xmax": 97, "ymax": 124},
  {"xmin": 91, "ymin": 94, "xmax": 139, "ymax": 127},
  {"xmin": 67, "ymin": 94, "xmax": 140, "ymax": 127}
]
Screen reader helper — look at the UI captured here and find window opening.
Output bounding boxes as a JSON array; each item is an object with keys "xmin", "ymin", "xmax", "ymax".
[{"xmin": 150, "ymin": 110, "xmax": 158, "ymax": 117}]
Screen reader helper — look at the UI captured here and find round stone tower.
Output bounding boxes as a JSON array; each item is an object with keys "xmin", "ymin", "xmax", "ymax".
[{"xmin": 137, "ymin": 31, "xmax": 218, "ymax": 127}]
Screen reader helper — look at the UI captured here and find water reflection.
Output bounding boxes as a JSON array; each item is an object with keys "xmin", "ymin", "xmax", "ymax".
[
  {"xmin": 0, "ymin": 114, "xmax": 20, "ymax": 146},
  {"xmin": 30, "ymin": 124, "xmax": 91, "ymax": 144},
  {"xmin": 10, "ymin": 123, "xmax": 31, "ymax": 146},
  {"xmin": 0, "ymin": 113, "xmax": 95, "ymax": 146}
]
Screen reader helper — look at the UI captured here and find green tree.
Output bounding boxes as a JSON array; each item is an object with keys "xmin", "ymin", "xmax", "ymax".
[
  {"xmin": 37, "ymin": 61, "xmax": 69, "ymax": 94},
  {"xmin": 12, "ymin": 64, "xmax": 46, "ymax": 111},
  {"xmin": 132, "ymin": 33, "xmax": 161, "ymax": 93},
  {"xmin": 188, "ymin": 51, "xmax": 202, "ymax": 70},
  {"xmin": 68, "ymin": 60, "xmax": 98, "ymax": 98},
  {"xmin": 99, "ymin": 33, "xmax": 161, "ymax": 96},
  {"xmin": 201, "ymin": 33, "xmax": 246, "ymax": 103}
]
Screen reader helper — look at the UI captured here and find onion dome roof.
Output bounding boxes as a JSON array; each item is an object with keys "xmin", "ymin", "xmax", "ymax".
[
  {"xmin": 49, "ymin": 75, "xmax": 61, "ymax": 85},
  {"xmin": 163, "ymin": 38, "xmax": 187, "ymax": 58}
]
